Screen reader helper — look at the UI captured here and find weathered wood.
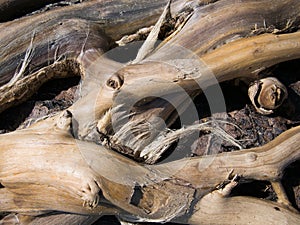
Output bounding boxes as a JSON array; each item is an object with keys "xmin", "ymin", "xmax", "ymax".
[
  {"xmin": 0, "ymin": 0, "xmax": 186, "ymax": 86},
  {"xmin": 68, "ymin": 0, "xmax": 300, "ymax": 159},
  {"xmin": 0, "ymin": 0, "xmax": 300, "ymax": 224},
  {"xmin": 0, "ymin": 112, "xmax": 299, "ymax": 223},
  {"xmin": 158, "ymin": 0, "xmax": 300, "ymax": 56},
  {"xmin": 0, "ymin": 113, "xmax": 195, "ymax": 221},
  {"xmin": 188, "ymin": 194, "xmax": 300, "ymax": 225},
  {"xmin": 159, "ymin": 125, "xmax": 300, "ymax": 191},
  {"xmin": 2, "ymin": 0, "xmax": 299, "ymax": 116},
  {"xmin": 73, "ymin": 31, "xmax": 300, "ymax": 161},
  {"xmin": 0, "ymin": 213, "xmax": 100, "ymax": 225}
]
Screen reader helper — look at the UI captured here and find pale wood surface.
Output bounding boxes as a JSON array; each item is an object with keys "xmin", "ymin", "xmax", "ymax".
[{"xmin": 0, "ymin": 0, "xmax": 300, "ymax": 224}]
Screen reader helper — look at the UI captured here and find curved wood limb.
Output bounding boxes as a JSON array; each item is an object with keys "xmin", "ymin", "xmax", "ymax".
[
  {"xmin": 79, "ymin": 31, "xmax": 300, "ymax": 160},
  {"xmin": 0, "ymin": 0, "xmax": 300, "ymax": 224},
  {"xmin": 188, "ymin": 191, "xmax": 300, "ymax": 225},
  {"xmin": 0, "ymin": 112, "xmax": 299, "ymax": 223}
]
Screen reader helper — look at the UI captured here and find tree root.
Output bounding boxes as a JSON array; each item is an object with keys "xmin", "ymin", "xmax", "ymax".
[{"xmin": 1, "ymin": 0, "xmax": 300, "ymax": 224}]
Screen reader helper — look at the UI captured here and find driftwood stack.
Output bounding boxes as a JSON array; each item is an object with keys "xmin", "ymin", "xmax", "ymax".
[{"xmin": 0, "ymin": 0, "xmax": 300, "ymax": 224}]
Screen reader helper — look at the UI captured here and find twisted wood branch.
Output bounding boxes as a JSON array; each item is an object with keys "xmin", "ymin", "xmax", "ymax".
[{"xmin": 0, "ymin": 0, "xmax": 300, "ymax": 224}]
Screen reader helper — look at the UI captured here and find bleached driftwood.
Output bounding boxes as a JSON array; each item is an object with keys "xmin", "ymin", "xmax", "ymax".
[
  {"xmin": 0, "ymin": 109, "xmax": 300, "ymax": 224},
  {"xmin": 0, "ymin": 0, "xmax": 300, "ymax": 224}
]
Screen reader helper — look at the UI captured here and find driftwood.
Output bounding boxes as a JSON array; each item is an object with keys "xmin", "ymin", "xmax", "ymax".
[
  {"xmin": 0, "ymin": 0, "xmax": 300, "ymax": 224},
  {"xmin": 1, "ymin": 110, "xmax": 300, "ymax": 224}
]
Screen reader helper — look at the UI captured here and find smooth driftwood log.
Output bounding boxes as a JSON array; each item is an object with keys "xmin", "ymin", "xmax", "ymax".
[
  {"xmin": 0, "ymin": 213, "xmax": 102, "ymax": 225},
  {"xmin": 39, "ymin": 0, "xmax": 300, "ymax": 163},
  {"xmin": 1, "ymin": 0, "xmax": 300, "ymax": 224},
  {"xmin": 0, "ymin": 112, "xmax": 300, "ymax": 224}
]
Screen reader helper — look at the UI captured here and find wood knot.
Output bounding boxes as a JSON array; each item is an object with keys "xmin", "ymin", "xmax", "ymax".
[
  {"xmin": 248, "ymin": 77, "xmax": 287, "ymax": 115},
  {"xmin": 106, "ymin": 73, "xmax": 124, "ymax": 90},
  {"xmin": 245, "ymin": 152, "xmax": 257, "ymax": 162},
  {"xmin": 56, "ymin": 110, "xmax": 73, "ymax": 131}
]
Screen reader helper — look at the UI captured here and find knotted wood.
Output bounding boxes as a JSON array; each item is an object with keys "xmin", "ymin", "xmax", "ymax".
[{"xmin": 0, "ymin": 0, "xmax": 300, "ymax": 224}]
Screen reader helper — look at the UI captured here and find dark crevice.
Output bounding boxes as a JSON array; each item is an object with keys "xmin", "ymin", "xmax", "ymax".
[
  {"xmin": 282, "ymin": 160, "xmax": 300, "ymax": 211},
  {"xmin": 92, "ymin": 216, "xmax": 121, "ymax": 225},
  {"xmin": 0, "ymin": 1, "xmax": 86, "ymax": 22},
  {"xmin": 0, "ymin": 76, "xmax": 80, "ymax": 132},
  {"xmin": 130, "ymin": 184, "xmax": 143, "ymax": 207},
  {"xmin": 0, "ymin": 0, "xmax": 60, "ymax": 22},
  {"xmin": 230, "ymin": 180, "xmax": 277, "ymax": 201}
]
